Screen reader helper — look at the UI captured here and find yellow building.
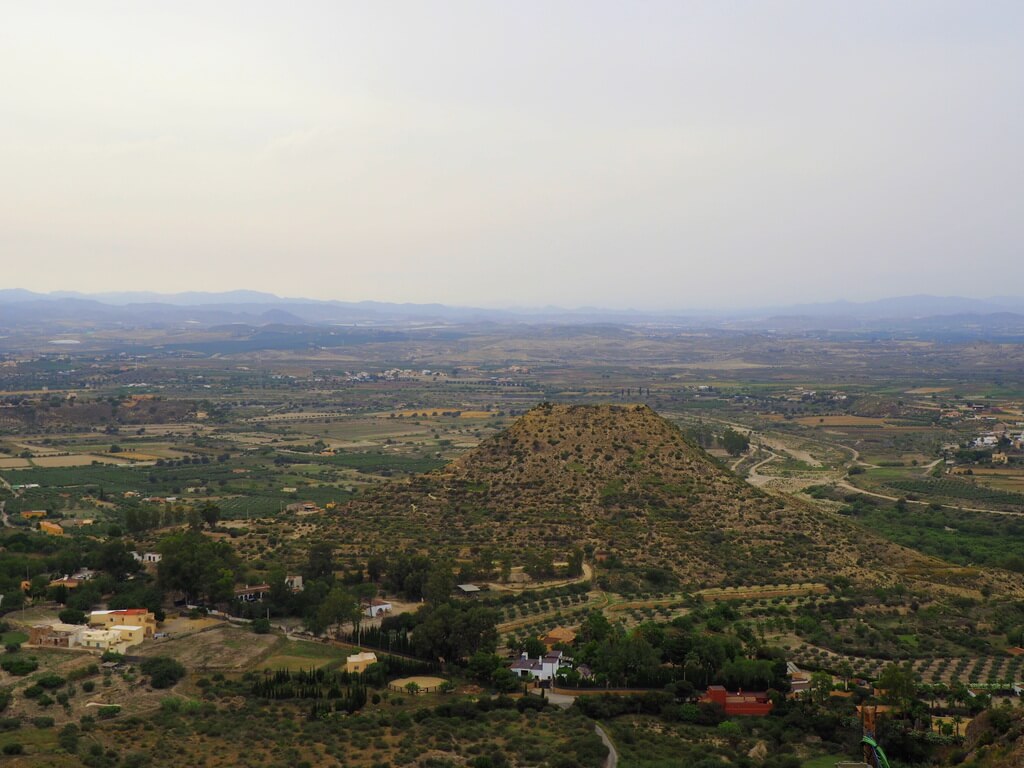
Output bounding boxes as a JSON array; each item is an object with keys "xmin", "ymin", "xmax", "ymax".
[
  {"xmin": 78, "ymin": 625, "xmax": 145, "ymax": 653},
  {"xmin": 111, "ymin": 625, "xmax": 145, "ymax": 648},
  {"xmin": 79, "ymin": 629, "xmax": 126, "ymax": 652},
  {"xmin": 89, "ymin": 609, "xmax": 157, "ymax": 637},
  {"xmin": 39, "ymin": 521, "xmax": 64, "ymax": 536},
  {"xmin": 345, "ymin": 652, "xmax": 378, "ymax": 674}
]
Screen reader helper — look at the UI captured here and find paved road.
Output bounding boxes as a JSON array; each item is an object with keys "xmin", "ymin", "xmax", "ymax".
[{"xmin": 594, "ymin": 723, "xmax": 618, "ymax": 768}]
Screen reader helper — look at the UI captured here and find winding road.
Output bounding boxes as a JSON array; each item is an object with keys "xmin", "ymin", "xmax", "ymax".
[
  {"xmin": 594, "ymin": 723, "xmax": 618, "ymax": 768},
  {"xmin": 745, "ymin": 451, "xmax": 781, "ymax": 487},
  {"xmin": 532, "ymin": 689, "xmax": 617, "ymax": 767}
]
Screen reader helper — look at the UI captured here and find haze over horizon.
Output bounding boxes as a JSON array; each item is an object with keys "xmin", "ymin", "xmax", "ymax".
[{"xmin": 3, "ymin": 2, "xmax": 1022, "ymax": 310}]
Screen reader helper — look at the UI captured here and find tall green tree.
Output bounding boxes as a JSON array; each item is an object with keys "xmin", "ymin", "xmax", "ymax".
[
  {"xmin": 310, "ymin": 586, "xmax": 359, "ymax": 637},
  {"xmin": 200, "ymin": 502, "xmax": 221, "ymax": 529},
  {"xmin": 305, "ymin": 543, "xmax": 335, "ymax": 581},
  {"xmin": 94, "ymin": 540, "xmax": 140, "ymax": 581},
  {"xmin": 157, "ymin": 531, "xmax": 238, "ymax": 604},
  {"xmin": 411, "ymin": 603, "xmax": 498, "ymax": 663},
  {"xmin": 721, "ymin": 429, "xmax": 750, "ymax": 457},
  {"xmin": 877, "ymin": 662, "xmax": 919, "ymax": 720},
  {"xmin": 424, "ymin": 560, "xmax": 457, "ymax": 604},
  {"xmin": 567, "ymin": 548, "xmax": 585, "ymax": 577}
]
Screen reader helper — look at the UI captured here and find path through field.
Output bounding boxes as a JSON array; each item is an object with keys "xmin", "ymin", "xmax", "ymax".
[
  {"xmin": 595, "ymin": 723, "xmax": 618, "ymax": 768},
  {"xmin": 836, "ymin": 480, "xmax": 1024, "ymax": 517}
]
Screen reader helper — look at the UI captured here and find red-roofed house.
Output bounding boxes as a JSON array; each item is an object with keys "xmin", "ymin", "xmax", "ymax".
[{"xmin": 701, "ymin": 686, "xmax": 773, "ymax": 716}]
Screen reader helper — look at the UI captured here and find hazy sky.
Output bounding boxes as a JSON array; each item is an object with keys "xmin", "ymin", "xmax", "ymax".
[{"xmin": 3, "ymin": 2, "xmax": 1022, "ymax": 309}]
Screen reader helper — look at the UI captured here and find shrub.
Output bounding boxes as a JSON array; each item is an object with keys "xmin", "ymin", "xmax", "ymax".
[
  {"xmin": 59, "ymin": 608, "xmax": 88, "ymax": 625},
  {"xmin": 160, "ymin": 697, "xmax": 182, "ymax": 713},
  {"xmin": 58, "ymin": 723, "xmax": 79, "ymax": 753},
  {"xmin": 252, "ymin": 617, "xmax": 271, "ymax": 634},
  {"xmin": 0, "ymin": 656, "xmax": 39, "ymax": 675},
  {"xmin": 82, "ymin": 681, "xmax": 96, "ymax": 693},
  {"xmin": 37, "ymin": 674, "xmax": 66, "ymax": 690},
  {"xmin": 2, "ymin": 743, "xmax": 24, "ymax": 755},
  {"xmin": 140, "ymin": 656, "xmax": 186, "ymax": 689},
  {"xmin": 97, "ymin": 705, "xmax": 121, "ymax": 719}
]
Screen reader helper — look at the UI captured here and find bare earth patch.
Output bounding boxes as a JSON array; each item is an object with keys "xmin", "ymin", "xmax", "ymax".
[{"xmin": 134, "ymin": 624, "xmax": 279, "ymax": 671}]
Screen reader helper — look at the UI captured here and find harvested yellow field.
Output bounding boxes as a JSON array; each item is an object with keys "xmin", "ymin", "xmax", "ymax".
[
  {"xmin": 30, "ymin": 454, "xmax": 122, "ymax": 467},
  {"xmin": 0, "ymin": 458, "xmax": 31, "ymax": 469},
  {"xmin": 904, "ymin": 387, "xmax": 951, "ymax": 394},
  {"xmin": 103, "ymin": 451, "xmax": 160, "ymax": 461},
  {"xmin": 795, "ymin": 415, "xmax": 892, "ymax": 427}
]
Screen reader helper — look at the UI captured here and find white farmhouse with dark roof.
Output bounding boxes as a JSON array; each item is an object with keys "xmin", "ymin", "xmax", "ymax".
[{"xmin": 510, "ymin": 650, "xmax": 570, "ymax": 681}]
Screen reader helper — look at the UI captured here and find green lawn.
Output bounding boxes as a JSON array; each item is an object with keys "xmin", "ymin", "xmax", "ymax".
[
  {"xmin": 259, "ymin": 639, "xmax": 350, "ymax": 671},
  {"xmin": 1, "ymin": 630, "xmax": 29, "ymax": 646},
  {"xmin": 273, "ymin": 639, "xmax": 347, "ymax": 659}
]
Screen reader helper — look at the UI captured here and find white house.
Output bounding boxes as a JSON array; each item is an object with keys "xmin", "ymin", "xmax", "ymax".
[
  {"xmin": 131, "ymin": 552, "xmax": 162, "ymax": 564},
  {"xmin": 510, "ymin": 650, "xmax": 571, "ymax": 681},
  {"xmin": 365, "ymin": 598, "xmax": 392, "ymax": 618}
]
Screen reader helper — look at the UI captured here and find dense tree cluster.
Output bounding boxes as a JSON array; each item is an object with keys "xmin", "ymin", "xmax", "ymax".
[
  {"xmin": 558, "ymin": 605, "xmax": 790, "ymax": 692},
  {"xmin": 157, "ymin": 530, "xmax": 238, "ymax": 604}
]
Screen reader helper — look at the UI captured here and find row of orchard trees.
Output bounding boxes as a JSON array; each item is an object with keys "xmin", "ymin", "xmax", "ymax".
[{"xmin": 253, "ymin": 667, "xmax": 367, "ymax": 713}]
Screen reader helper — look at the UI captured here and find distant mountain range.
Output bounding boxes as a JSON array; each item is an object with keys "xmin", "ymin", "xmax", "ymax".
[{"xmin": 2, "ymin": 289, "xmax": 1024, "ymax": 337}]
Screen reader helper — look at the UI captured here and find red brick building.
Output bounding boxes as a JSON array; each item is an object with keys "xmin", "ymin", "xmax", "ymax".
[{"xmin": 701, "ymin": 686, "xmax": 773, "ymax": 716}]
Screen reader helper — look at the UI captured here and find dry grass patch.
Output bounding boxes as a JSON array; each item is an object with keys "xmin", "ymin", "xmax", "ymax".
[
  {"xmin": 794, "ymin": 416, "xmax": 893, "ymax": 427},
  {"xmin": 134, "ymin": 624, "xmax": 279, "ymax": 671}
]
